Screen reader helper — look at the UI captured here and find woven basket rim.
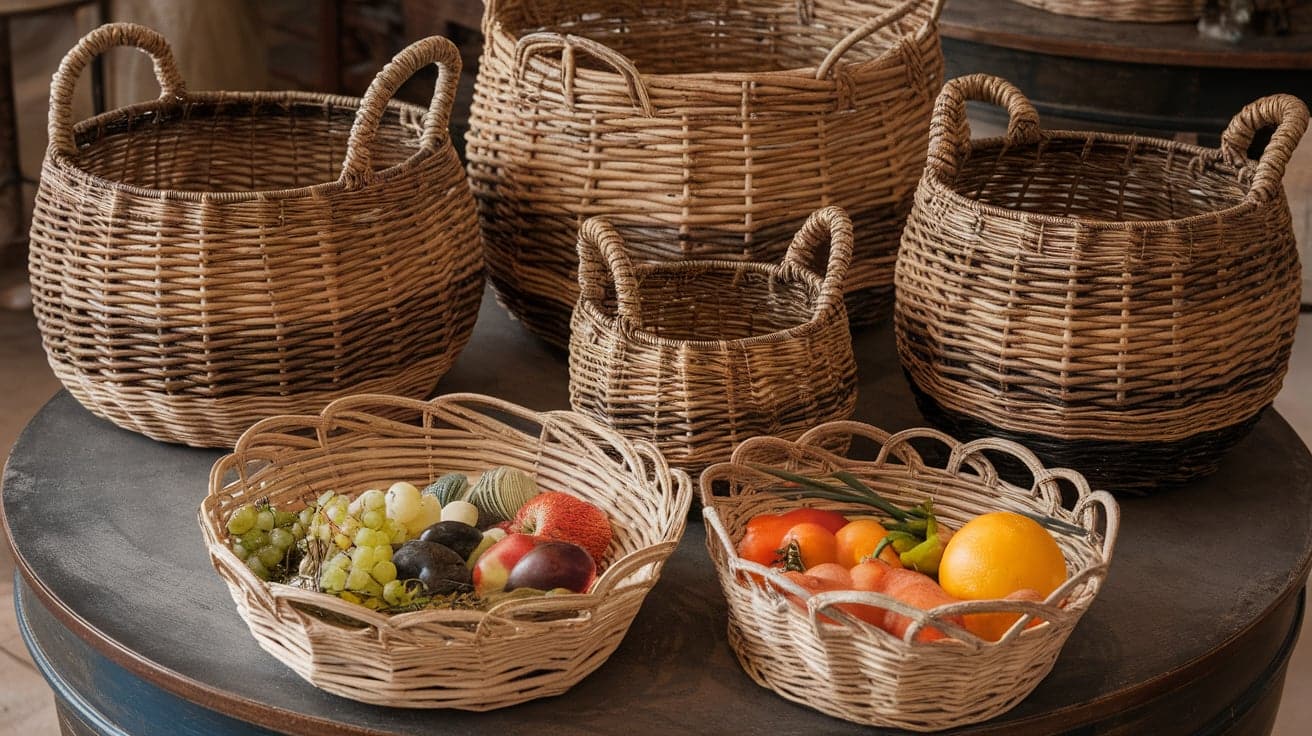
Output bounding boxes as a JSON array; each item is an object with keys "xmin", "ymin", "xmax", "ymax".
[
  {"xmin": 927, "ymin": 130, "xmax": 1263, "ymax": 231},
  {"xmin": 576, "ymin": 258, "xmax": 846, "ymax": 350},
  {"xmin": 485, "ymin": 5, "xmax": 938, "ymax": 87},
  {"xmin": 49, "ymin": 89, "xmax": 439, "ymax": 203}
]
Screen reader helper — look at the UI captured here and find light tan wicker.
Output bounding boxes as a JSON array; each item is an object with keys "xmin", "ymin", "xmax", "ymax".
[
  {"xmin": 1012, "ymin": 0, "xmax": 1204, "ymax": 22},
  {"xmin": 466, "ymin": 0, "xmax": 946, "ymax": 346},
  {"xmin": 569, "ymin": 207, "xmax": 859, "ymax": 475},
  {"xmin": 701, "ymin": 421, "xmax": 1119, "ymax": 731},
  {"xmin": 28, "ymin": 23, "xmax": 483, "ymax": 448},
  {"xmin": 895, "ymin": 74, "xmax": 1308, "ymax": 492},
  {"xmin": 200, "ymin": 392, "xmax": 692, "ymax": 709}
]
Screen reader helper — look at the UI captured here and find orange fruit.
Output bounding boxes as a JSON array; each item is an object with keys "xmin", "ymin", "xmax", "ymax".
[
  {"xmin": 779, "ymin": 522, "xmax": 838, "ymax": 569},
  {"xmin": 834, "ymin": 518, "xmax": 902, "ymax": 568},
  {"xmin": 938, "ymin": 512, "xmax": 1067, "ymax": 642}
]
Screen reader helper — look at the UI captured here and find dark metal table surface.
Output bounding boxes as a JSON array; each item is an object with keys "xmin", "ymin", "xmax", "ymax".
[{"xmin": 5, "ymin": 292, "xmax": 1312, "ymax": 735}]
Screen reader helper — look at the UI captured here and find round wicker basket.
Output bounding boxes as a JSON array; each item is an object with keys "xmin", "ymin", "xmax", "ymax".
[
  {"xmin": 701, "ymin": 421, "xmax": 1119, "ymax": 731},
  {"xmin": 28, "ymin": 24, "xmax": 483, "ymax": 447},
  {"xmin": 199, "ymin": 393, "xmax": 692, "ymax": 709},
  {"xmin": 569, "ymin": 207, "xmax": 859, "ymax": 475},
  {"xmin": 895, "ymin": 74, "xmax": 1307, "ymax": 493},
  {"xmin": 1011, "ymin": 0, "xmax": 1205, "ymax": 22},
  {"xmin": 467, "ymin": 0, "xmax": 946, "ymax": 346}
]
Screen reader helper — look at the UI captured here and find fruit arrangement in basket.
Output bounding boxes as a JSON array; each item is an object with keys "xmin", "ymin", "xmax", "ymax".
[
  {"xmin": 221, "ymin": 468, "xmax": 615, "ymax": 613},
  {"xmin": 701, "ymin": 423, "xmax": 1119, "ymax": 731},
  {"xmin": 736, "ymin": 466, "xmax": 1082, "ymax": 643}
]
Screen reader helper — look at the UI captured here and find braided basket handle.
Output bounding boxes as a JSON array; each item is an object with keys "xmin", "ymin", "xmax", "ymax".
[
  {"xmin": 927, "ymin": 74, "xmax": 1043, "ymax": 181},
  {"xmin": 48, "ymin": 23, "xmax": 186, "ymax": 157},
  {"xmin": 339, "ymin": 35, "xmax": 461, "ymax": 189},
  {"xmin": 514, "ymin": 32, "xmax": 656, "ymax": 117},
  {"xmin": 1219, "ymin": 94, "xmax": 1309, "ymax": 203},
  {"xmin": 781, "ymin": 207, "xmax": 854, "ymax": 316},
  {"xmin": 576, "ymin": 217, "xmax": 644, "ymax": 329},
  {"xmin": 814, "ymin": 0, "xmax": 945, "ymax": 79}
]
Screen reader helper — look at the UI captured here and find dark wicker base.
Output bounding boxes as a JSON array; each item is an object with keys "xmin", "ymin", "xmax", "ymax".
[{"xmin": 906, "ymin": 376, "xmax": 1268, "ymax": 496}]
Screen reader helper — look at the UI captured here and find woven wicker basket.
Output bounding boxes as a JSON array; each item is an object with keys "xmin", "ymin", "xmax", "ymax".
[
  {"xmin": 28, "ymin": 24, "xmax": 483, "ymax": 447},
  {"xmin": 895, "ymin": 74, "xmax": 1307, "ymax": 493},
  {"xmin": 1011, "ymin": 0, "xmax": 1205, "ymax": 22},
  {"xmin": 466, "ymin": 0, "xmax": 946, "ymax": 346},
  {"xmin": 200, "ymin": 393, "xmax": 692, "ymax": 708},
  {"xmin": 701, "ymin": 421, "xmax": 1119, "ymax": 731},
  {"xmin": 569, "ymin": 207, "xmax": 859, "ymax": 475}
]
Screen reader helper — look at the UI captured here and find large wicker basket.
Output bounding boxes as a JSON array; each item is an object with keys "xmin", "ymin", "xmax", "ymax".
[
  {"xmin": 701, "ymin": 421, "xmax": 1119, "ymax": 731},
  {"xmin": 200, "ymin": 393, "xmax": 692, "ymax": 708},
  {"xmin": 895, "ymin": 74, "xmax": 1307, "ymax": 493},
  {"xmin": 466, "ymin": 0, "xmax": 946, "ymax": 346},
  {"xmin": 1011, "ymin": 0, "xmax": 1204, "ymax": 21},
  {"xmin": 569, "ymin": 207, "xmax": 858, "ymax": 475},
  {"xmin": 28, "ymin": 24, "xmax": 483, "ymax": 447}
]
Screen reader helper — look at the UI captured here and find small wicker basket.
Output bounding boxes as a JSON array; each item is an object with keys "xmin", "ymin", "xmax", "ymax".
[
  {"xmin": 29, "ymin": 24, "xmax": 483, "ymax": 447},
  {"xmin": 1010, "ymin": 0, "xmax": 1204, "ymax": 21},
  {"xmin": 701, "ymin": 421, "xmax": 1119, "ymax": 731},
  {"xmin": 895, "ymin": 74, "xmax": 1308, "ymax": 492},
  {"xmin": 467, "ymin": 0, "xmax": 947, "ymax": 346},
  {"xmin": 199, "ymin": 393, "xmax": 692, "ymax": 709},
  {"xmin": 569, "ymin": 207, "xmax": 859, "ymax": 475}
]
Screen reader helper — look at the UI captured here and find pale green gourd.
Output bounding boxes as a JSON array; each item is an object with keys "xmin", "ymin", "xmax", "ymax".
[
  {"xmin": 422, "ymin": 473, "xmax": 469, "ymax": 507},
  {"xmin": 466, "ymin": 467, "xmax": 538, "ymax": 524}
]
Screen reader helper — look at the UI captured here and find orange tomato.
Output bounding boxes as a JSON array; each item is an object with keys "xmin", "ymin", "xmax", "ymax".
[
  {"xmin": 736, "ymin": 508, "xmax": 848, "ymax": 567},
  {"xmin": 779, "ymin": 522, "xmax": 838, "ymax": 569},
  {"xmin": 834, "ymin": 518, "xmax": 903, "ymax": 568}
]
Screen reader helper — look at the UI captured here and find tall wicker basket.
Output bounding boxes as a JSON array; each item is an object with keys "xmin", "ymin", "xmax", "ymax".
[
  {"xmin": 569, "ymin": 207, "xmax": 858, "ymax": 475},
  {"xmin": 1011, "ymin": 0, "xmax": 1204, "ymax": 21},
  {"xmin": 467, "ymin": 0, "xmax": 945, "ymax": 346},
  {"xmin": 895, "ymin": 74, "xmax": 1307, "ymax": 493},
  {"xmin": 28, "ymin": 24, "xmax": 483, "ymax": 447}
]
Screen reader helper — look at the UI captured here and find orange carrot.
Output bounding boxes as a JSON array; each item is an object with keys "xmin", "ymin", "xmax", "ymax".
[{"xmin": 850, "ymin": 560, "xmax": 963, "ymax": 642}]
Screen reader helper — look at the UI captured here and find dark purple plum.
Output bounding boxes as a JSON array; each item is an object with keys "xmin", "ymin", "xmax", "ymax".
[
  {"xmin": 504, "ymin": 541, "xmax": 596, "ymax": 593},
  {"xmin": 419, "ymin": 521, "xmax": 483, "ymax": 559}
]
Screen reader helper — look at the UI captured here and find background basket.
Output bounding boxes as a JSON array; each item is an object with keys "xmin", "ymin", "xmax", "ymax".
[
  {"xmin": 1010, "ymin": 0, "xmax": 1204, "ymax": 22},
  {"xmin": 466, "ymin": 0, "xmax": 946, "ymax": 346},
  {"xmin": 28, "ymin": 24, "xmax": 484, "ymax": 448},
  {"xmin": 200, "ymin": 393, "xmax": 692, "ymax": 709},
  {"xmin": 895, "ymin": 74, "xmax": 1307, "ymax": 493},
  {"xmin": 569, "ymin": 207, "xmax": 858, "ymax": 474},
  {"xmin": 701, "ymin": 421, "xmax": 1119, "ymax": 731}
]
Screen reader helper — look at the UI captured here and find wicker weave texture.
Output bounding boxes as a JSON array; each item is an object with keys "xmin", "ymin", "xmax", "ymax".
[
  {"xmin": 466, "ymin": 0, "xmax": 946, "ymax": 346},
  {"xmin": 569, "ymin": 207, "xmax": 858, "ymax": 474},
  {"xmin": 200, "ymin": 393, "xmax": 692, "ymax": 709},
  {"xmin": 1011, "ymin": 0, "xmax": 1205, "ymax": 21},
  {"xmin": 28, "ymin": 24, "xmax": 484, "ymax": 447},
  {"xmin": 894, "ymin": 75, "xmax": 1307, "ymax": 486},
  {"xmin": 701, "ymin": 422, "xmax": 1119, "ymax": 731}
]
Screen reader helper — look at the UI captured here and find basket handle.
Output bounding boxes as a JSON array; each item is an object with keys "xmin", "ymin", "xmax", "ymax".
[
  {"xmin": 576, "ymin": 217, "xmax": 644, "ymax": 328},
  {"xmin": 513, "ymin": 32, "xmax": 656, "ymax": 117},
  {"xmin": 814, "ymin": 0, "xmax": 945, "ymax": 80},
  {"xmin": 1219, "ymin": 94, "xmax": 1309, "ymax": 203},
  {"xmin": 48, "ymin": 22, "xmax": 186, "ymax": 157},
  {"xmin": 781, "ymin": 206, "xmax": 854, "ymax": 316},
  {"xmin": 926, "ymin": 73, "xmax": 1043, "ymax": 180},
  {"xmin": 339, "ymin": 35, "xmax": 461, "ymax": 189}
]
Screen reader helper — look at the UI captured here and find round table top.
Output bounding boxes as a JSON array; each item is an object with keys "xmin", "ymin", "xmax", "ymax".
[{"xmin": 5, "ymin": 292, "xmax": 1312, "ymax": 735}]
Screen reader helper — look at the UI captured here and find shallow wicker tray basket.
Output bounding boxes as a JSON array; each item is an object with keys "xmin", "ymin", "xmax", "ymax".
[
  {"xmin": 895, "ymin": 74, "xmax": 1308, "ymax": 492},
  {"xmin": 28, "ymin": 24, "xmax": 483, "ymax": 447},
  {"xmin": 466, "ymin": 0, "xmax": 946, "ymax": 345},
  {"xmin": 701, "ymin": 421, "xmax": 1119, "ymax": 731},
  {"xmin": 1010, "ymin": 0, "xmax": 1204, "ymax": 22},
  {"xmin": 200, "ymin": 393, "xmax": 692, "ymax": 708},
  {"xmin": 569, "ymin": 207, "xmax": 858, "ymax": 475}
]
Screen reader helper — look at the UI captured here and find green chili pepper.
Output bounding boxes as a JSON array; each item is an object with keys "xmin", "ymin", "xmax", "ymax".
[{"xmin": 897, "ymin": 508, "xmax": 946, "ymax": 575}]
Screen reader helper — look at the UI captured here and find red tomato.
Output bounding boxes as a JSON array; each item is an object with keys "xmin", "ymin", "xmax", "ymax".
[{"xmin": 735, "ymin": 508, "xmax": 847, "ymax": 567}]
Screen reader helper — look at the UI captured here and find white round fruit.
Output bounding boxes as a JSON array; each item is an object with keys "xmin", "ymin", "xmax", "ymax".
[
  {"xmin": 385, "ymin": 482, "xmax": 422, "ymax": 524},
  {"xmin": 440, "ymin": 500, "xmax": 479, "ymax": 527}
]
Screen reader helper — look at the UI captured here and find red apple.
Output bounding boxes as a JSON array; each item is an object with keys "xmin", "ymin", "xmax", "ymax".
[
  {"xmin": 472, "ymin": 533, "xmax": 545, "ymax": 595},
  {"xmin": 505, "ymin": 541, "xmax": 596, "ymax": 594},
  {"xmin": 509, "ymin": 492, "xmax": 612, "ymax": 563}
]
